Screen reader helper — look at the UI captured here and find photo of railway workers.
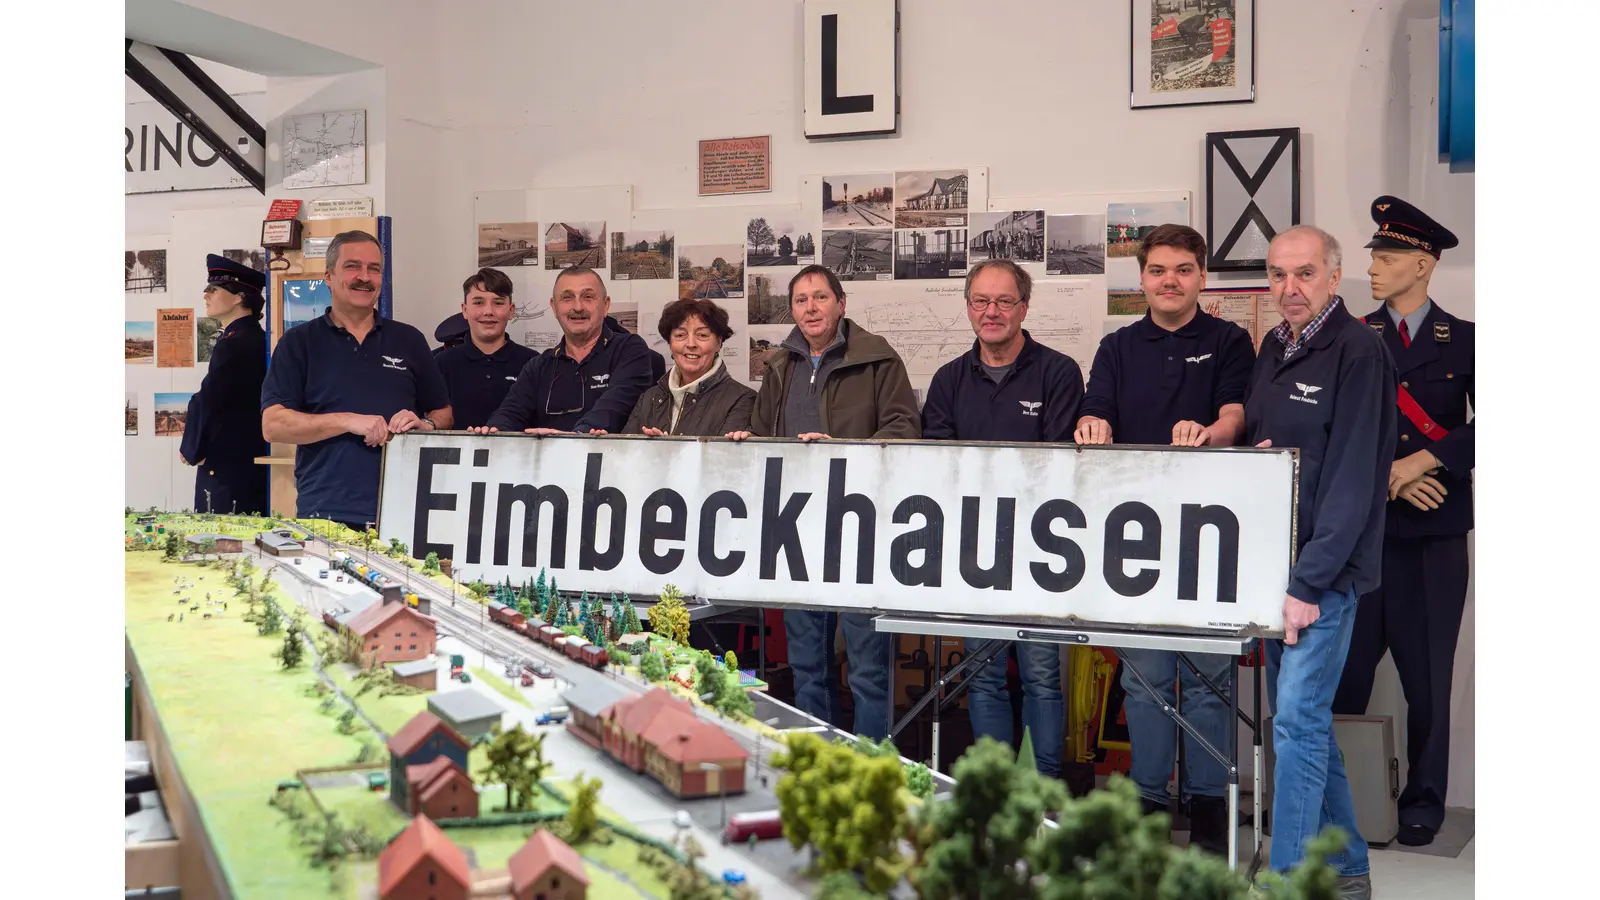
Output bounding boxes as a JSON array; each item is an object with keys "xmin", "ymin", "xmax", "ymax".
[{"xmin": 970, "ymin": 210, "xmax": 1045, "ymax": 264}]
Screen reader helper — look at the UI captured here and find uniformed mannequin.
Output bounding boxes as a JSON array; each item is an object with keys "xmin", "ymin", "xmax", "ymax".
[
  {"xmin": 180, "ymin": 254, "xmax": 269, "ymax": 516},
  {"xmin": 1333, "ymin": 196, "xmax": 1474, "ymax": 848}
]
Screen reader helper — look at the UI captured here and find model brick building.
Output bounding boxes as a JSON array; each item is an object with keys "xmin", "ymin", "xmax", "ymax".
[
  {"xmin": 508, "ymin": 828, "xmax": 590, "ymax": 900},
  {"xmin": 184, "ymin": 533, "xmax": 242, "ymax": 553},
  {"xmin": 388, "ymin": 711, "xmax": 471, "ymax": 812},
  {"xmin": 346, "ymin": 600, "xmax": 437, "ymax": 666},
  {"xmin": 594, "ymin": 687, "xmax": 748, "ymax": 798},
  {"xmin": 404, "ymin": 755, "xmax": 479, "ymax": 821},
  {"xmin": 377, "ymin": 815, "xmax": 471, "ymax": 900}
]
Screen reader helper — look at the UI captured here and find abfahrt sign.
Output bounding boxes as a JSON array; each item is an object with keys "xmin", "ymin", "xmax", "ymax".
[{"xmin": 377, "ymin": 434, "xmax": 1296, "ymax": 634}]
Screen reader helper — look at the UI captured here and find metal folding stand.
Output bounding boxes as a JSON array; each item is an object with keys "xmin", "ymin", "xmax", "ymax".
[{"xmin": 874, "ymin": 614, "xmax": 1266, "ymax": 873}]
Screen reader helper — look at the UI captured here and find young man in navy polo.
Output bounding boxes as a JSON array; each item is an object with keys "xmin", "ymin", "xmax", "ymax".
[
  {"xmin": 471, "ymin": 266, "xmax": 659, "ymax": 436},
  {"xmin": 434, "ymin": 268, "xmax": 539, "ymax": 429},
  {"xmin": 921, "ymin": 259, "xmax": 1084, "ymax": 778},
  {"xmin": 1073, "ymin": 224, "xmax": 1253, "ymax": 855},
  {"xmin": 1247, "ymin": 225, "xmax": 1395, "ymax": 900},
  {"xmin": 261, "ymin": 231, "xmax": 452, "ymax": 532}
]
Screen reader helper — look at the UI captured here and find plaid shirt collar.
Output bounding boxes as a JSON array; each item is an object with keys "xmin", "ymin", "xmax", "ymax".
[{"xmin": 1272, "ymin": 295, "xmax": 1343, "ymax": 360}]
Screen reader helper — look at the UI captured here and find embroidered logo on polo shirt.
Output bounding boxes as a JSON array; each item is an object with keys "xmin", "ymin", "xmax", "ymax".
[
  {"xmin": 1019, "ymin": 400, "xmax": 1041, "ymax": 417},
  {"xmin": 1185, "ymin": 353, "xmax": 1213, "ymax": 364},
  {"xmin": 505, "ymin": 375, "xmax": 518, "ymax": 381},
  {"xmin": 591, "ymin": 373, "xmax": 611, "ymax": 388},
  {"xmin": 382, "ymin": 355, "xmax": 407, "ymax": 371},
  {"xmin": 1291, "ymin": 382, "xmax": 1323, "ymax": 404}
]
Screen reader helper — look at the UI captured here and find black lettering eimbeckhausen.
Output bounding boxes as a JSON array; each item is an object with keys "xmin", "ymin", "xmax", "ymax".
[
  {"xmin": 494, "ymin": 483, "xmax": 569, "ymax": 568},
  {"xmin": 413, "ymin": 447, "xmax": 459, "ymax": 562},
  {"xmin": 959, "ymin": 496, "xmax": 1016, "ymax": 591},
  {"xmin": 1029, "ymin": 499, "xmax": 1088, "ymax": 593},
  {"xmin": 889, "ymin": 495, "xmax": 944, "ymax": 587},
  {"xmin": 698, "ymin": 491, "xmax": 747, "ymax": 577},
  {"xmin": 759, "ymin": 457, "xmax": 811, "ymax": 581},
  {"xmin": 823, "ymin": 459, "xmax": 875, "ymax": 584},
  {"xmin": 1104, "ymin": 501, "xmax": 1161, "ymax": 596},
  {"xmin": 638, "ymin": 488, "xmax": 688, "ymax": 575},
  {"xmin": 1178, "ymin": 503, "xmax": 1241, "ymax": 603},
  {"xmin": 580, "ymin": 453, "xmax": 626, "ymax": 571}
]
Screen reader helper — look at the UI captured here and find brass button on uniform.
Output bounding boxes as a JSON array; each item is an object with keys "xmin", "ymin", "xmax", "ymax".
[
  {"xmin": 1400, "ymin": 434, "xmax": 1410, "ymax": 442},
  {"xmin": 1446, "ymin": 373, "xmax": 1454, "ymax": 379},
  {"xmin": 1401, "ymin": 381, "xmax": 1409, "ymax": 389}
]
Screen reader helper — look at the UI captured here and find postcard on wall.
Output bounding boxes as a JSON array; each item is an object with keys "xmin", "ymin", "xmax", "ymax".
[
  {"xmin": 126, "ymin": 249, "xmax": 167, "ymax": 293},
  {"xmin": 747, "ymin": 325, "xmax": 792, "ymax": 382},
  {"xmin": 1046, "ymin": 214, "xmax": 1107, "ymax": 275},
  {"xmin": 1105, "ymin": 199, "xmax": 1191, "ymax": 290},
  {"xmin": 698, "ymin": 135, "xmax": 771, "ymax": 196},
  {"xmin": 746, "ymin": 213, "xmax": 815, "ymax": 268},
  {"xmin": 822, "ymin": 173, "xmax": 895, "ymax": 227},
  {"xmin": 820, "ymin": 230, "xmax": 893, "ymax": 281},
  {"xmin": 544, "ymin": 221, "xmax": 607, "ymax": 270},
  {"xmin": 894, "ymin": 169, "xmax": 970, "ymax": 228},
  {"xmin": 1132, "ymin": 0, "xmax": 1255, "ymax": 109},
  {"xmin": 153, "ymin": 392, "xmax": 194, "ymax": 437},
  {"xmin": 678, "ymin": 244, "xmax": 745, "ymax": 300},
  {"xmin": 478, "ymin": 222, "xmax": 540, "ymax": 268},
  {"xmin": 126, "ymin": 321, "xmax": 155, "ymax": 364},
  {"xmin": 156, "ymin": 308, "xmax": 195, "ymax": 368},
  {"xmin": 970, "ymin": 210, "xmax": 1046, "ymax": 276},
  {"xmin": 196, "ymin": 316, "xmax": 223, "ymax": 363},
  {"xmin": 1108, "ymin": 291, "xmax": 1149, "ymax": 317},
  {"xmin": 610, "ymin": 230, "xmax": 675, "ymax": 280},
  {"xmin": 893, "ymin": 228, "xmax": 968, "ymax": 280},
  {"xmin": 125, "ymin": 391, "xmax": 139, "ymax": 436},
  {"xmin": 747, "ymin": 272, "xmax": 794, "ymax": 325},
  {"xmin": 1200, "ymin": 289, "xmax": 1266, "ymax": 339}
]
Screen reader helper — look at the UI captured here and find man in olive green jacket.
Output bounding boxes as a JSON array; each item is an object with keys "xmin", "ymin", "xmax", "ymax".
[{"xmin": 731, "ymin": 264, "xmax": 920, "ymax": 738}]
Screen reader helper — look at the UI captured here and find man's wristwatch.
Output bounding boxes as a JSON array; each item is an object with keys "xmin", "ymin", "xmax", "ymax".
[{"xmin": 420, "ymin": 416, "xmax": 437, "ymax": 430}]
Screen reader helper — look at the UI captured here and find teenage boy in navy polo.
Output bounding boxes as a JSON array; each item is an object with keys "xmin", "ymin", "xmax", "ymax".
[
  {"xmin": 1247, "ymin": 225, "xmax": 1395, "ymax": 900},
  {"xmin": 261, "ymin": 231, "xmax": 452, "ymax": 532},
  {"xmin": 180, "ymin": 253, "xmax": 269, "ymax": 516},
  {"xmin": 434, "ymin": 268, "xmax": 539, "ymax": 429},
  {"xmin": 1072, "ymin": 224, "xmax": 1253, "ymax": 855},
  {"xmin": 471, "ymin": 266, "xmax": 659, "ymax": 435},
  {"xmin": 921, "ymin": 259, "xmax": 1083, "ymax": 777}
]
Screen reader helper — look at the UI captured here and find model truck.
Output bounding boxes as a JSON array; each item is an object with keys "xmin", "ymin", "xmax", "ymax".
[{"xmin": 449, "ymin": 654, "xmax": 464, "ymax": 679}]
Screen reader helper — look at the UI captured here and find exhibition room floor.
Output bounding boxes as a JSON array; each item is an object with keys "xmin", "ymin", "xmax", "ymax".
[{"xmin": 1246, "ymin": 809, "xmax": 1475, "ymax": 897}]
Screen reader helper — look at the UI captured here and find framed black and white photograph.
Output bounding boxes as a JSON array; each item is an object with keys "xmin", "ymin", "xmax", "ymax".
[
  {"xmin": 1205, "ymin": 127, "xmax": 1300, "ymax": 271},
  {"xmin": 1132, "ymin": 0, "xmax": 1254, "ymax": 109}
]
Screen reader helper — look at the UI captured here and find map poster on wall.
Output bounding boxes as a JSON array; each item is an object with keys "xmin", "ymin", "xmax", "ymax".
[
  {"xmin": 282, "ymin": 110, "xmax": 368, "ymax": 189},
  {"xmin": 156, "ymin": 308, "xmax": 195, "ymax": 368},
  {"xmin": 698, "ymin": 135, "xmax": 771, "ymax": 196}
]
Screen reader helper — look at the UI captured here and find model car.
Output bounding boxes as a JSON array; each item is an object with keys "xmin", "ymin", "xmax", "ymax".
[{"xmin": 673, "ymin": 810, "xmax": 692, "ymax": 829}]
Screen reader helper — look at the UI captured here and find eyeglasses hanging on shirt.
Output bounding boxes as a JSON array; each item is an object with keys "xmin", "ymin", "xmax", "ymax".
[{"xmin": 546, "ymin": 368, "xmax": 587, "ymax": 417}]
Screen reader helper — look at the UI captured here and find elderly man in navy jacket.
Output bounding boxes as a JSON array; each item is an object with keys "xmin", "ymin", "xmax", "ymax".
[
  {"xmin": 921, "ymin": 259, "xmax": 1084, "ymax": 779},
  {"xmin": 1246, "ymin": 225, "xmax": 1396, "ymax": 900}
]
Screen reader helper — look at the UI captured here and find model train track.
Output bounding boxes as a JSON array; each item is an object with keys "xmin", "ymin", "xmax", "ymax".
[{"xmin": 299, "ymin": 543, "xmax": 770, "ymax": 757}]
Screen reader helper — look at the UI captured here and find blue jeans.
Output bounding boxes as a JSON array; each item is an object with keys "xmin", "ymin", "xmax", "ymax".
[
  {"xmin": 967, "ymin": 641, "xmax": 1064, "ymax": 777},
  {"xmin": 784, "ymin": 610, "xmax": 891, "ymax": 739},
  {"xmin": 1120, "ymin": 648, "xmax": 1235, "ymax": 803},
  {"xmin": 1266, "ymin": 585, "xmax": 1371, "ymax": 877}
]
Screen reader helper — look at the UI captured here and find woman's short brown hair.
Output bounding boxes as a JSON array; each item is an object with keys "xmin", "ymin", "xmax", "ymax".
[{"xmin": 657, "ymin": 298, "xmax": 735, "ymax": 344}]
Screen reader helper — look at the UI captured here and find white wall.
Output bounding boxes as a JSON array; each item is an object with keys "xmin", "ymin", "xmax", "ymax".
[{"xmin": 148, "ymin": 0, "xmax": 1474, "ymax": 806}]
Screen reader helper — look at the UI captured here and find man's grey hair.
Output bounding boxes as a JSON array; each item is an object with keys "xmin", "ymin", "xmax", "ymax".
[
  {"xmin": 552, "ymin": 265, "xmax": 607, "ymax": 297},
  {"xmin": 324, "ymin": 230, "xmax": 382, "ymax": 272},
  {"xmin": 1272, "ymin": 225, "xmax": 1343, "ymax": 272},
  {"xmin": 963, "ymin": 259, "xmax": 1033, "ymax": 304}
]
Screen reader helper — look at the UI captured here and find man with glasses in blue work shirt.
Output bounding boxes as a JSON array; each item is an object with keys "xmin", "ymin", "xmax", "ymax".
[
  {"xmin": 261, "ymin": 231, "xmax": 453, "ymax": 532},
  {"xmin": 920, "ymin": 258, "xmax": 1083, "ymax": 779},
  {"xmin": 470, "ymin": 266, "xmax": 660, "ymax": 436},
  {"xmin": 1073, "ymin": 224, "xmax": 1254, "ymax": 855}
]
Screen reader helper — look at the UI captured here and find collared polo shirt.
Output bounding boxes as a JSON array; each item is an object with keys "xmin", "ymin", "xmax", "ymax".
[
  {"xmin": 435, "ymin": 338, "xmax": 540, "ymax": 429},
  {"xmin": 921, "ymin": 331, "xmax": 1084, "ymax": 443},
  {"xmin": 260, "ymin": 311, "xmax": 448, "ymax": 525},
  {"xmin": 1079, "ymin": 308, "xmax": 1254, "ymax": 445},
  {"xmin": 485, "ymin": 316, "xmax": 658, "ymax": 434}
]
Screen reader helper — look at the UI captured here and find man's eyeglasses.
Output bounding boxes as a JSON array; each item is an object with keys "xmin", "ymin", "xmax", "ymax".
[
  {"xmin": 968, "ymin": 296, "xmax": 1025, "ymax": 312},
  {"xmin": 546, "ymin": 370, "xmax": 586, "ymax": 417}
]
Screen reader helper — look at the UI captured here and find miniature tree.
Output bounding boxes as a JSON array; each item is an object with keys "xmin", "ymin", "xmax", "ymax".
[
  {"xmin": 724, "ymin": 650, "xmax": 739, "ymax": 673},
  {"xmin": 278, "ymin": 630, "xmax": 304, "ymax": 669},
  {"xmin": 517, "ymin": 594, "xmax": 534, "ymax": 619},
  {"xmin": 483, "ymin": 725, "xmax": 546, "ymax": 812},
  {"xmin": 552, "ymin": 594, "xmax": 570, "ymax": 627},
  {"xmin": 1016, "ymin": 725, "xmax": 1037, "ymax": 774},
  {"xmin": 693, "ymin": 651, "xmax": 721, "ymax": 695},
  {"xmin": 164, "ymin": 532, "xmax": 182, "ymax": 560},
  {"xmin": 905, "ymin": 762, "xmax": 934, "ymax": 801},
  {"xmin": 639, "ymin": 652, "xmax": 667, "ymax": 682},
  {"xmin": 258, "ymin": 601, "xmax": 283, "ymax": 636},
  {"xmin": 715, "ymin": 679, "xmax": 754, "ymax": 719},
  {"xmin": 608, "ymin": 594, "xmax": 624, "ymax": 640},
  {"xmin": 387, "ymin": 537, "xmax": 402, "ymax": 558},
  {"xmin": 650, "ymin": 584, "xmax": 691, "ymax": 646},
  {"xmin": 816, "ymin": 873, "xmax": 879, "ymax": 900},
  {"xmin": 423, "ymin": 552, "xmax": 439, "ymax": 573},
  {"xmin": 621, "ymin": 599, "xmax": 644, "ymax": 636},
  {"xmin": 565, "ymin": 773, "xmax": 603, "ymax": 844},
  {"xmin": 197, "ymin": 537, "xmax": 217, "ymax": 561},
  {"xmin": 771, "ymin": 732, "xmax": 907, "ymax": 892}
]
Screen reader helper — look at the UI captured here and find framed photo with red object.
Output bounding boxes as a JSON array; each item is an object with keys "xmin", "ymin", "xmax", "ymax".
[{"xmin": 1132, "ymin": 0, "xmax": 1255, "ymax": 109}]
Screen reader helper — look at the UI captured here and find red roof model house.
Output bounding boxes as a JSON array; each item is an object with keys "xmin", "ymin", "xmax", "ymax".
[
  {"xmin": 388, "ymin": 711, "xmax": 471, "ymax": 812},
  {"xmin": 405, "ymin": 755, "xmax": 479, "ymax": 821},
  {"xmin": 378, "ymin": 815, "xmax": 471, "ymax": 900},
  {"xmin": 508, "ymin": 828, "xmax": 590, "ymax": 900},
  {"xmin": 597, "ymin": 687, "xmax": 747, "ymax": 798},
  {"xmin": 345, "ymin": 601, "xmax": 437, "ymax": 667}
]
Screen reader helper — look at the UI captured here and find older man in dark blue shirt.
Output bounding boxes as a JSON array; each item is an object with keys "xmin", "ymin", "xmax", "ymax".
[
  {"xmin": 1246, "ymin": 225, "xmax": 1395, "ymax": 900},
  {"xmin": 261, "ymin": 231, "xmax": 452, "ymax": 531},
  {"xmin": 471, "ymin": 267, "xmax": 659, "ymax": 436},
  {"xmin": 921, "ymin": 259, "xmax": 1083, "ymax": 778}
]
